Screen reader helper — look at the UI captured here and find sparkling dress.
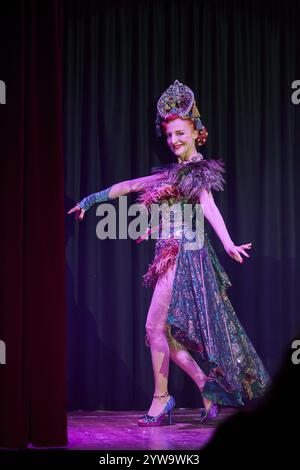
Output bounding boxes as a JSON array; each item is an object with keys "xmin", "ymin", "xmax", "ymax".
[{"xmin": 136, "ymin": 154, "xmax": 271, "ymax": 407}]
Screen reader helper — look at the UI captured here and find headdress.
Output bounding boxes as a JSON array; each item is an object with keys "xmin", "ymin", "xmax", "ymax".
[{"xmin": 155, "ymin": 80, "xmax": 207, "ymax": 144}]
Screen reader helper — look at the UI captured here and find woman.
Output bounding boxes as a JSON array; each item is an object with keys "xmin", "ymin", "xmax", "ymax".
[{"xmin": 68, "ymin": 80, "xmax": 271, "ymax": 427}]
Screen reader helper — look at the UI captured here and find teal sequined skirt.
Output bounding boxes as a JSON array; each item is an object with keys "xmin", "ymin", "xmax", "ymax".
[{"xmin": 144, "ymin": 232, "xmax": 271, "ymax": 407}]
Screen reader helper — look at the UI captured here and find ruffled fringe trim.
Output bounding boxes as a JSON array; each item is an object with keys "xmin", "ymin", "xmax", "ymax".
[{"xmin": 142, "ymin": 239, "xmax": 179, "ymax": 288}]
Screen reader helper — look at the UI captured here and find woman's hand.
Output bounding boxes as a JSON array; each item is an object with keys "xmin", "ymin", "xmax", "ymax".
[
  {"xmin": 224, "ymin": 242, "xmax": 252, "ymax": 263},
  {"xmin": 67, "ymin": 204, "xmax": 86, "ymax": 221}
]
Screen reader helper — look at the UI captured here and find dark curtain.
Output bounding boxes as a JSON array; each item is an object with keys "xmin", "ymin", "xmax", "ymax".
[
  {"xmin": 0, "ymin": 1, "xmax": 67, "ymax": 448},
  {"xmin": 64, "ymin": 0, "xmax": 300, "ymax": 411}
]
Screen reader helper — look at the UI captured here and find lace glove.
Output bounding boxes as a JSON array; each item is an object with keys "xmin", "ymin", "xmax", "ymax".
[{"xmin": 77, "ymin": 186, "xmax": 113, "ymax": 211}]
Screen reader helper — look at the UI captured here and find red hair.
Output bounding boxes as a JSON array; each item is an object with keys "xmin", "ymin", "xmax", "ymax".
[{"xmin": 161, "ymin": 113, "xmax": 208, "ymax": 146}]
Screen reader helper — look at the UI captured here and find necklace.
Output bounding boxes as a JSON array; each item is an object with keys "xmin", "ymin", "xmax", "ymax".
[{"xmin": 178, "ymin": 153, "xmax": 203, "ymax": 164}]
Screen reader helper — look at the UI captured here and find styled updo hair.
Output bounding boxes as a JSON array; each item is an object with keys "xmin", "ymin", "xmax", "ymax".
[{"xmin": 161, "ymin": 113, "xmax": 208, "ymax": 147}]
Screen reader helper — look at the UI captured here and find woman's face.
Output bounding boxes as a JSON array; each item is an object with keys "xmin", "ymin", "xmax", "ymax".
[{"xmin": 165, "ymin": 118, "xmax": 198, "ymax": 159}]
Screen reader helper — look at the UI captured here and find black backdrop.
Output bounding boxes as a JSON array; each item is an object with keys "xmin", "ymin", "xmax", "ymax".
[{"xmin": 64, "ymin": 0, "xmax": 300, "ymax": 411}]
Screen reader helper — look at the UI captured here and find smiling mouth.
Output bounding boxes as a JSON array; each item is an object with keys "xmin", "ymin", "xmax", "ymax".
[{"xmin": 173, "ymin": 145, "xmax": 183, "ymax": 149}]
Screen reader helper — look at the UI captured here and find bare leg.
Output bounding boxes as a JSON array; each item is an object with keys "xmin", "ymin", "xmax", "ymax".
[
  {"xmin": 167, "ymin": 331, "xmax": 212, "ymax": 410},
  {"xmin": 145, "ymin": 264, "xmax": 176, "ymax": 416},
  {"xmin": 145, "ymin": 263, "xmax": 211, "ymax": 416}
]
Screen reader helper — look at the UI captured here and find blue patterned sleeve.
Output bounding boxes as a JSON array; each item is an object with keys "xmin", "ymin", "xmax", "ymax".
[{"xmin": 78, "ymin": 186, "xmax": 113, "ymax": 211}]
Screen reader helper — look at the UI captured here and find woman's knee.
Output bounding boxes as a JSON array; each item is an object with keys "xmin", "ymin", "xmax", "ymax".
[{"xmin": 145, "ymin": 321, "xmax": 167, "ymax": 342}]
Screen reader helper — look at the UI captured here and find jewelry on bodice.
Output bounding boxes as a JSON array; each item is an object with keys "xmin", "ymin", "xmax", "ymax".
[{"xmin": 178, "ymin": 153, "xmax": 204, "ymax": 165}]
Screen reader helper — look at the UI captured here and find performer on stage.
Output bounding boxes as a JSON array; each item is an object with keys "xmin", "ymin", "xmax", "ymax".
[{"xmin": 68, "ymin": 80, "xmax": 271, "ymax": 427}]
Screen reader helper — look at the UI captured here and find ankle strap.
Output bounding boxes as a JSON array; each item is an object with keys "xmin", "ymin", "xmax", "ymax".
[{"xmin": 153, "ymin": 391, "xmax": 170, "ymax": 399}]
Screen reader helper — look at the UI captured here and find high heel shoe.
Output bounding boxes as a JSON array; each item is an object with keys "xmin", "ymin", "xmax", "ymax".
[
  {"xmin": 137, "ymin": 392, "xmax": 176, "ymax": 427},
  {"xmin": 199, "ymin": 402, "xmax": 220, "ymax": 423}
]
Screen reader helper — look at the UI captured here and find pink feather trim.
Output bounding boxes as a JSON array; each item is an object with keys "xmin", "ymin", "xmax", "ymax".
[{"xmin": 142, "ymin": 239, "xmax": 179, "ymax": 288}]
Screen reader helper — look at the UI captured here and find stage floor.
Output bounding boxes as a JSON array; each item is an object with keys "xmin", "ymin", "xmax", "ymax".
[{"xmin": 67, "ymin": 408, "xmax": 237, "ymax": 450}]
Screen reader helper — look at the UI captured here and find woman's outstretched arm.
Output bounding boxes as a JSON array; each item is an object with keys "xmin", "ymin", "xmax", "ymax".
[
  {"xmin": 68, "ymin": 172, "xmax": 164, "ymax": 221},
  {"xmin": 109, "ymin": 173, "xmax": 165, "ymax": 198},
  {"xmin": 199, "ymin": 188, "xmax": 252, "ymax": 263}
]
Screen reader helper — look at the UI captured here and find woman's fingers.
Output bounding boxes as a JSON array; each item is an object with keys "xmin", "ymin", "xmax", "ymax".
[
  {"xmin": 227, "ymin": 242, "xmax": 252, "ymax": 263},
  {"xmin": 229, "ymin": 247, "xmax": 242, "ymax": 263},
  {"xmin": 236, "ymin": 244, "xmax": 252, "ymax": 262},
  {"xmin": 243, "ymin": 243, "xmax": 252, "ymax": 249},
  {"xmin": 67, "ymin": 205, "xmax": 85, "ymax": 221},
  {"xmin": 67, "ymin": 206, "xmax": 78, "ymax": 214},
  {"xmin": 75, "ymin": 209, "xmax": 84, "ymax": 221},
  {"xmin": 239, "ymin": 248, "xmax": 250, "ymax": 258},
  {"xmin": 235, "ymin": 253, "xmax": 243, "ymax": 263}
]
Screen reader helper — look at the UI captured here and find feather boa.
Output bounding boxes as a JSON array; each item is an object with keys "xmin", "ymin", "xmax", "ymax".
[{"xmin": 136, "ymin": 158, "xmax": 226, "ymax": 210}]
